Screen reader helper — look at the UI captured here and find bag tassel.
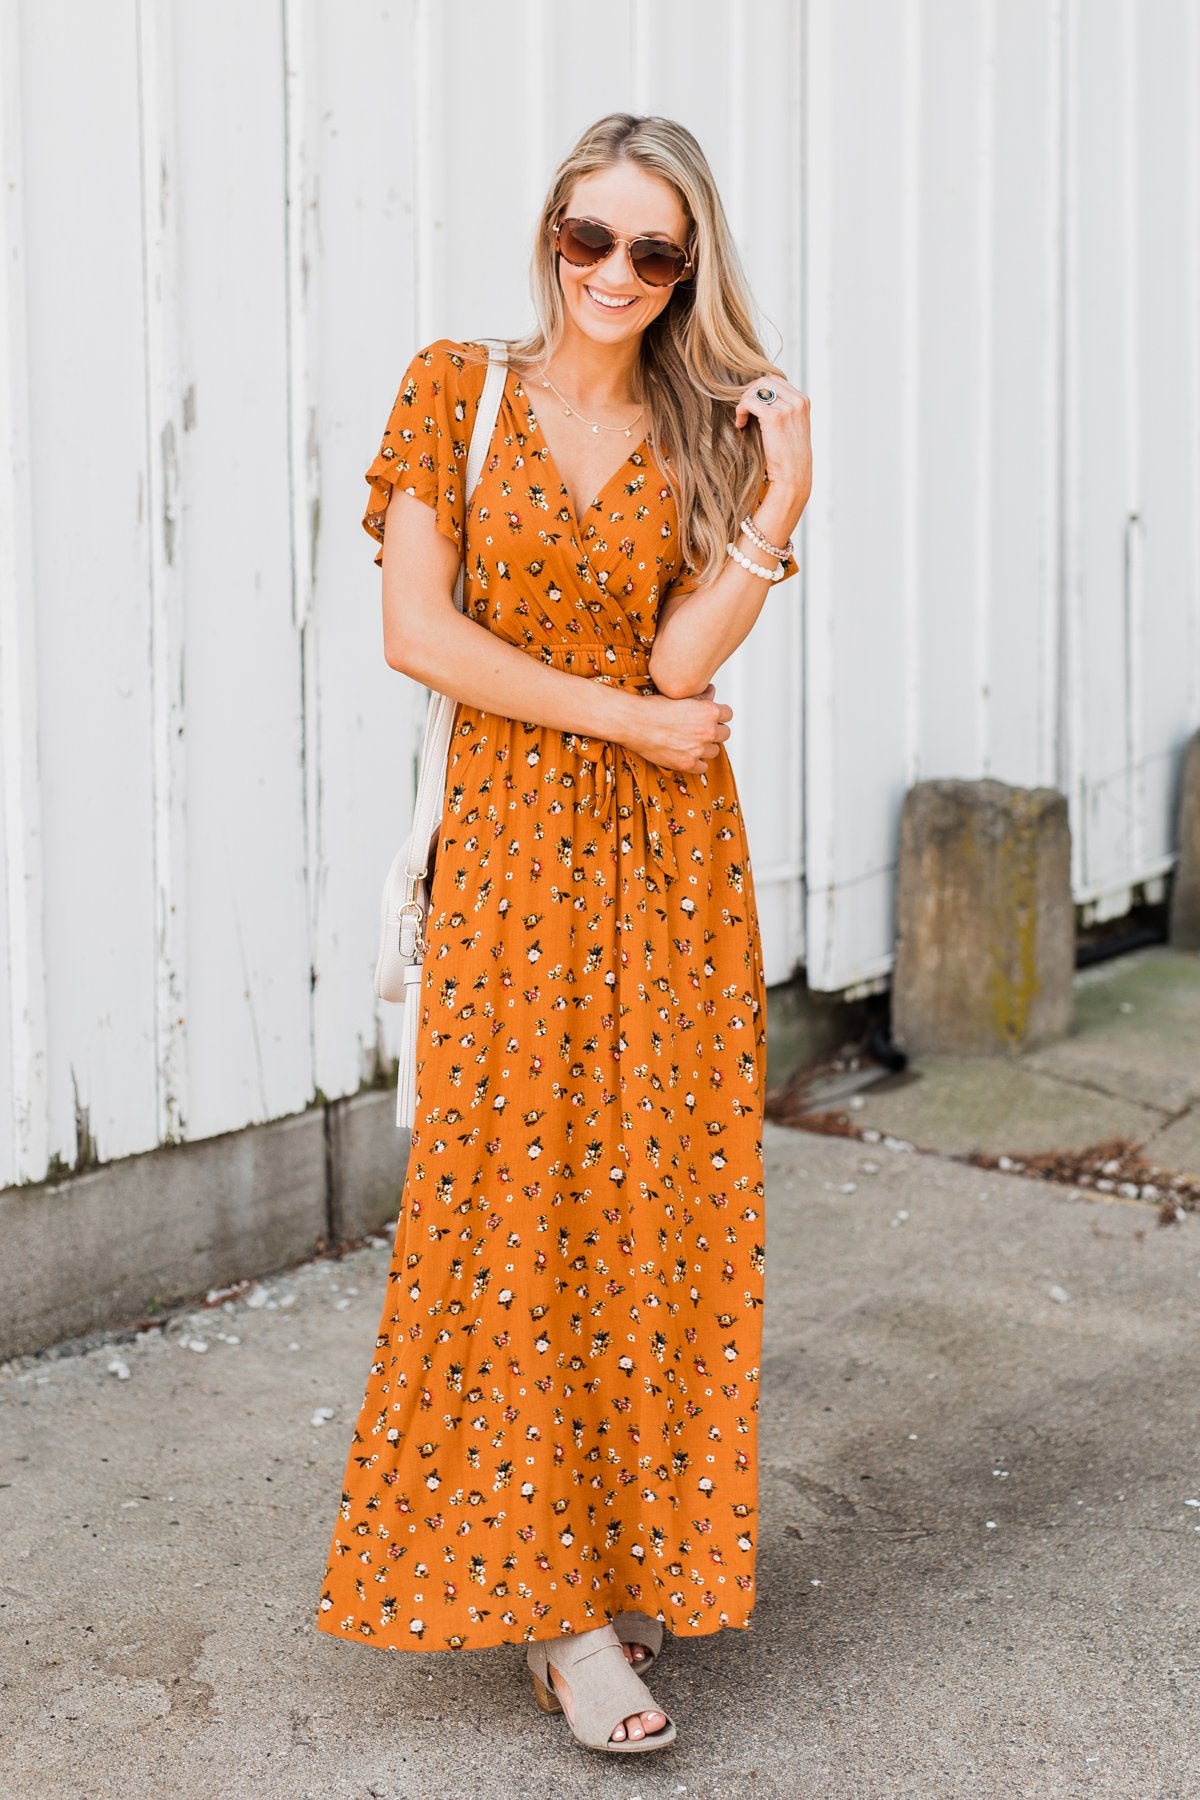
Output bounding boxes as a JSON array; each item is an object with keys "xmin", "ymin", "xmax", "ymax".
[{"xmin": 395, "ymin": 962, "xmax": 423, "ymax": 1130}]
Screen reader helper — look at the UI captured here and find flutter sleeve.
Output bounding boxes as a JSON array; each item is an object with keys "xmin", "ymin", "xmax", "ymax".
[{"xmin": 361, "ymin": 338, "xmax": 479, "ymax": 569}]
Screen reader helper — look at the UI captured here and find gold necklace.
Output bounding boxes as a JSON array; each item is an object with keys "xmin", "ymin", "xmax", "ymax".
[{"xmin": 536, "ymin": 362, "xmax": 644, "ymax": 437}]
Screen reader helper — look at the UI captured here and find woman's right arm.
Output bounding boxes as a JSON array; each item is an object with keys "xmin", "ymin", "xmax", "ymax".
[{"xmin": 381, "ymin": 489, "xmax": 733, "ymax": 777}]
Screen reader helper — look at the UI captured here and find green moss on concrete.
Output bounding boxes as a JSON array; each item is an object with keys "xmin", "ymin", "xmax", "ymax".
[{"xmin": 983, "ymin": 819, "xmax": 1043, "ymax": 1050}]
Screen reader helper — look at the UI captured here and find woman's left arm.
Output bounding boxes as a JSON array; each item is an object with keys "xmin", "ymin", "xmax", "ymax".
[{"xmin": 648, "ymin": 377, "xmax": 812, "ymax": 699}]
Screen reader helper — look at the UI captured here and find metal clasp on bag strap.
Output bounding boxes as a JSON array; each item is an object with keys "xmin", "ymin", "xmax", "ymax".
[
  {"xmin": 396, "ymin": 900, "xmax": 425, "ymax": 958},
  {"xmin": 397, "ymin": 869, "xmax": 427, "ymax": 958}
]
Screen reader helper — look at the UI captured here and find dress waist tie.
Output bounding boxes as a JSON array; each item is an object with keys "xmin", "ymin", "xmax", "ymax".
[{"xmin": 529, "ymin": 639, "xmax": 681, "ymax": 888}]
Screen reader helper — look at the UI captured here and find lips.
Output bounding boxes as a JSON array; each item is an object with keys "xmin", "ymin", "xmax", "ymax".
[{"xmin": 585, "ymin": 285, "xmax": 637, "ymax": 311}]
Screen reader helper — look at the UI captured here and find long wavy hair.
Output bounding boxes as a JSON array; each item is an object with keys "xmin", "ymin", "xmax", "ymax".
[{"xmin": 458, "ymin": 112, "xmax": 786, "ymax": 591}]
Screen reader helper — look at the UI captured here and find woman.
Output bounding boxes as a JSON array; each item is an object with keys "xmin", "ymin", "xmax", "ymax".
[{"xmin": 316, "ymin": 111, "xmax": 811, "ymax": 1757}]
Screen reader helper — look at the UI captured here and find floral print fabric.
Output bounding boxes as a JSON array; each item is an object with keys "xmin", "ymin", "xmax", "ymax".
[{"xmin": 316, "ymin": 338, "xmax": 797, "ymax": 1654}]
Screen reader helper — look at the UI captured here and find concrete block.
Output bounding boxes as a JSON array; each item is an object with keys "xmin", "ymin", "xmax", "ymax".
[
  {"xmin": 892, "ymin": 777, "xmax": 1074, "ymax": 1056},
  {"xmin": 325, "ymin": 1088, "xmax": 409, "ymax": 1241},
  {"xmin": 0, "ymin": 1109, "xmax": 328, "ymax": 1359},
  {"xmin": 765, "ymin": 978, "xmax": 873, "ymax": 1094},
  {"xmin": 1168, "ymin": 728, "xmax": 1200, "ymax": 950},
  {"xmin": 0, "ymin": 1088, "xmax": 418, "ymax": 1359}
]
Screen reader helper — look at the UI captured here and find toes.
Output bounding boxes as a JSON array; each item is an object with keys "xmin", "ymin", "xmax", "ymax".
[{"xmin": 608, "ymin": 1704, "xmax": 664, "ymax": 1742}]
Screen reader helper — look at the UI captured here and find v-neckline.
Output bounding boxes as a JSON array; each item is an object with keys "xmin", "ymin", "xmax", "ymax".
[{"xmin": 511, "ymin": 367, "xmax": 648, "ymax": 544}]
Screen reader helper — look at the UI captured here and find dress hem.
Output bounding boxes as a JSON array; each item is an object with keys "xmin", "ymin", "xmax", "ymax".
[{"xmin": 314, "ymin": 1604, "xmax": 755, "ymax": 1656}]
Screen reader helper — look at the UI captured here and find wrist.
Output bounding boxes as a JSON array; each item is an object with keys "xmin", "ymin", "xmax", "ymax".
[
  {"xmin": 606, "ymin": 686, "xmax": 648, "ymax": 748},
  {"xmin": 756, "ymin": 484, "xmax": 806, "ymax": 530}
]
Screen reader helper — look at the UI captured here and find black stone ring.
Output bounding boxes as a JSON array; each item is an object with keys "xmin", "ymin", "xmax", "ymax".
[{"xmin": 755, "ymin": 385, "xmax": 778, "ymax": 404}]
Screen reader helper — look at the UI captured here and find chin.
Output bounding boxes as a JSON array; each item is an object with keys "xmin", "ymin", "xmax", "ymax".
[{"xmin": 570, "ymin": 287, "xmax": 647, "ymax": 335}]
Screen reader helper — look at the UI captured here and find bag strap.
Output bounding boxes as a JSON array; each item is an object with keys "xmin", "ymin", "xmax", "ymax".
[
  {"xmin": 452, "ymin": 336, "xmax": 509, "ymax": 617},
  {"xmin": 404, "ymin": 342, "xmax": 509, "ymax": 884}
]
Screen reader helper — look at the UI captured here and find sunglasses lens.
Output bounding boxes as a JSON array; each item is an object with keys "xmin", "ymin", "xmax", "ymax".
[
  {"xmin": 630, "ymin": 240, "xmax": 689, "ymax": 286},
  {"xmin": 557, "ymin": 217, "xmax": 614, "ymax": 267}
]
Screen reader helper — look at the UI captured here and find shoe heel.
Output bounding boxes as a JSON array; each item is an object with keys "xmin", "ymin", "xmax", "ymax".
[{"xmin": 529, "ymin": 1667, "xmax": 563, "ymax": 1714}]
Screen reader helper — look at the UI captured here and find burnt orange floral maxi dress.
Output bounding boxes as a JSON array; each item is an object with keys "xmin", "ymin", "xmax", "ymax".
[{"xmin": 316, "ymin": 337, "xmax": 797, "ymax": 1655}]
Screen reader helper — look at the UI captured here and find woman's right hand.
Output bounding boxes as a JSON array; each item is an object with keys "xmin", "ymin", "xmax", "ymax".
[{"xmin": 625, "ymin": 684, "xmax": 733, "ymax": 774}]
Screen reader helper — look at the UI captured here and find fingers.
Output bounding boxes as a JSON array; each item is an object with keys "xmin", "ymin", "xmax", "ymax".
[
  {"xmin": 697, "ymin": 688, "xmax": 733, "ymax": 723},
  {"xmin": 649, "ymin": 685, "xmax": 735, "ymax": 771},
  {"xmin": 734, "ymin": 375, "xmax": 811, "ymax": 446},
  {"xmin": 693, "ymin": 685, "xmax": 733, "ymax": 721}
]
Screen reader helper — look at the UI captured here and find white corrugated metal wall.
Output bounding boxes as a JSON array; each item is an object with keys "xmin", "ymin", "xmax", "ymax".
[
  {"xmin": 1, "ymin": 0, "xmax": 1197, "ymax": 1190},
  {"xmin": 803, "ymin": 0, "xmax": 1200, "ymax": 996}
]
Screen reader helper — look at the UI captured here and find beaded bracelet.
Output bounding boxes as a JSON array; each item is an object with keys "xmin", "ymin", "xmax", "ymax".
[
  {"xmin": 726, "ymin": 540, "xmax": 787, "ymax": 582},
  {"xmin": 740, "ymin": 514, "xmax": 794, "ymax": 563}
]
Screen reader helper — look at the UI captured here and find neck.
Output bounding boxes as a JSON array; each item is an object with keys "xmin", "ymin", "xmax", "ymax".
[{"xmin": 537, "ymin": 319, "xmax": 643, "ymax": 412}]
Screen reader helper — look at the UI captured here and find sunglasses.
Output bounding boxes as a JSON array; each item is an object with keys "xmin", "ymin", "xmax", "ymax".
[{"xmin": 553, "ymin": 214, "xmax": 694, "ymax": 288}]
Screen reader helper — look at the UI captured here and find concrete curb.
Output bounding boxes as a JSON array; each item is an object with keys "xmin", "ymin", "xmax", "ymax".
[{"xmin": 0, "ymin": 1089, "xmax": 407, "ymax": 1358}]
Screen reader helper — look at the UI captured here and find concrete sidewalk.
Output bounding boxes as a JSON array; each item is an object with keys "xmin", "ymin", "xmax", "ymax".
[
  {"xmin": 774, "ymin": 944, "xmax": 1200, "ymax": 1175},
  {"xmin": 3, "ymin": 952, "xmax": 1200, "ymax": 1797}
]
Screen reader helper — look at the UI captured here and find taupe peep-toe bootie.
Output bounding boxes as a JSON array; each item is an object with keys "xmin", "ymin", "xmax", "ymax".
[{"xmin": 526, "ymin": 1620, "xmax": 678, "ymax": 1753}]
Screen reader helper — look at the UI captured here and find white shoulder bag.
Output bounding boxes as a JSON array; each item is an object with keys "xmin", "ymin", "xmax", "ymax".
[{"xmin": 375, "ymin": 341, "xmax": 509, "ymax": 1129}]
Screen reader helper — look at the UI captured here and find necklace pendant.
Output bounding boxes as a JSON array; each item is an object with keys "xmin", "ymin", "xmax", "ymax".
[
  {"xmin": 624, "ymin": 428, "xmax": 631, "ymax": 437},
  {"xmin": 592, "ymin": 423, "xmax": 600, "ymax": 434}
]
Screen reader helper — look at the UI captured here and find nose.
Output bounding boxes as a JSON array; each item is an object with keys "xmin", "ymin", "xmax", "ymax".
[{"xmin": 594, "ymin": 239, "xmax": 639, "ymax": 288}]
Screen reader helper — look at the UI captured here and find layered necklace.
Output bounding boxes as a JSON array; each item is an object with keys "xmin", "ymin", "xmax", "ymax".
[{"xmin": 536, "ymin": 362, "xmax": 645, "ymax": 438}]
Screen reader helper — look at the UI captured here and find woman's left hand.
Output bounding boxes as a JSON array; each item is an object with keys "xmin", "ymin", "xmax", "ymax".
[{"xmin": 734, "ymin": 375, "xmax": 812, "ymax": 514}]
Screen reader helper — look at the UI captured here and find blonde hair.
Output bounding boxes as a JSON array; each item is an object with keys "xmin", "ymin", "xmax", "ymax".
[{"xmin": 459, "ymin": 111, "xmax": 786, "ymax": 592}]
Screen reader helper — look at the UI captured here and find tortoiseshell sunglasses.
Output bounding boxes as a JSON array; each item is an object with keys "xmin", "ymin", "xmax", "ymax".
[{"xmin": 553, "ymin": 215, "xmax": 695, "ymax": 288}]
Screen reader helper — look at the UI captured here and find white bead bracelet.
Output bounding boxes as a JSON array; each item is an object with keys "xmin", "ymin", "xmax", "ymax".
[{"xmin": 726, "ymin": 540, "xmax": 787, "ymax": 582}]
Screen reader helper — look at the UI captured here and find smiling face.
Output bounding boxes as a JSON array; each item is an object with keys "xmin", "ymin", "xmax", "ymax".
[{"xmin": 554, "ymin": 162, "xmax": 692, "ymax": 348}]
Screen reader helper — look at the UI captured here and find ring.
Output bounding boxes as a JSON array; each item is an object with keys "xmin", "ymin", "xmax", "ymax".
[{"xmin": 755, "ymin": 385, "xmax": 778, "ymax": 404}]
